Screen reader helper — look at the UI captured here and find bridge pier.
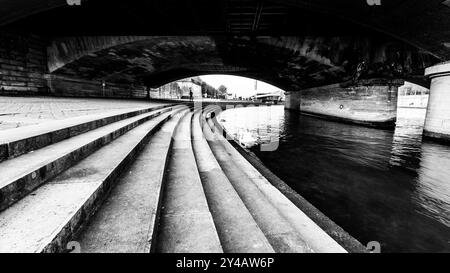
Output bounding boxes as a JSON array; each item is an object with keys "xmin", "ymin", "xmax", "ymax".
[
  {"xmin": 284, "ymin": 91, "xmax": 301, "ymax": 111},
  {"xmin": 285, "ymin": 79, "xmax": 403, "ymax": 128},
  {"xmin": 423, "ymin": 62, "xmax": 450, "ymax": 142}
]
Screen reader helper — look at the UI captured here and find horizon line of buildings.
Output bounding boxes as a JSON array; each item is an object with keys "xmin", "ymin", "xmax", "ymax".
[{"xmin": 150, "ymin": 77, "xmax": 285, "ymax": 101}]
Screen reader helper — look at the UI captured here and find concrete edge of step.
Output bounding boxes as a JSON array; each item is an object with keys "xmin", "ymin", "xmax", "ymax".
[
  {"xmin": 38, "ymin": 108, "xmax": 184, "ymax": 253},
  {"xmin": 203, "ymin": 106, "xmax": 368, "ymax": 253},
  {"xmin": 202, "ymin": 110, "xmax": 317, "ymax": 253},
  {"xmin": 0, "ymin": 103, "xmax": 177, "ymax": 163},
  {"xmin": 224, "ymin": 137, "xmax": 368, "ymax": 253},
  {"xmin": 145, "ymin": 107, "xmax": 190, "ymax": 253},
  {"xmin": 0, "ymin": 106, "xmax": 181, "ymax": 213},
  {"xmin": 156, "ymin": 109, "xmax": 224, "ymax": 253},
  {"xmin": 191, "ymin": 110, "xmax": 275, "ymax": 253}
]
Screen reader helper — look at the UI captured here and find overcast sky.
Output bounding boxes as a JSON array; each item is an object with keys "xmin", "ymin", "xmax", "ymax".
[{"xmin": 199, "ymin": 75, "xmax": 283, "ymax": 97}]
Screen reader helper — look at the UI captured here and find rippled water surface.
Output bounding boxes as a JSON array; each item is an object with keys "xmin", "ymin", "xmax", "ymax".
[{"xmin": 219, "ymin": 106, "xmax": 450, "ymax": 252}]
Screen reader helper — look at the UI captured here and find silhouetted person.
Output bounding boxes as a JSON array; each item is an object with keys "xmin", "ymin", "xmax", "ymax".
[{"xmin": 189, "ymin": 88, "xmax": 193, "ymax": 101}]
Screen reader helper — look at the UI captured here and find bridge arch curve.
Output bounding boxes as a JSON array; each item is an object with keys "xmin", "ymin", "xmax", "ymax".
[{"xmin": 48, "ymin": 35, "xmax": 434, "ymax": 92}]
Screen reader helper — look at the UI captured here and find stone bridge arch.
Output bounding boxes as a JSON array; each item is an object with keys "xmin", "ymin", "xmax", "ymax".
[{"xmin": 47, "ymin": 35, "xmax": 435, "ymax": 91}]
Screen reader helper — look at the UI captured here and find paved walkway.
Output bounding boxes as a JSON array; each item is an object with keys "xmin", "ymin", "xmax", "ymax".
[{"xmin": 0, "ymin": 96, "xmax": 166, "ymax": 131}]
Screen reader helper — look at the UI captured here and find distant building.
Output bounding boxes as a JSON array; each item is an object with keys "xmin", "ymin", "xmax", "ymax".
[
  {"xmin": 149, "ymin": 82, "xmax": 181, "ymax": 99},
  {"xmin": 177, "ymin": 78, "xmax": 202, "ymax": 99},
  {"xmin": 149, "ymin": 77, "xmax": 202, "ymax": 99}
]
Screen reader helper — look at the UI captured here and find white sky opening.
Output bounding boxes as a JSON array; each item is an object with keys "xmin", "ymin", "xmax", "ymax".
[{"xmin": 199, "ymin": 74, "xmax": 284, "ymax": 98}]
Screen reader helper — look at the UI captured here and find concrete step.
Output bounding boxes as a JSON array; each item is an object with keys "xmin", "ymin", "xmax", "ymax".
[
  {"xmin": 201, "ymin": 107, "xmax": 314, "ymax": 253},
  {"xmin": 0, "ymin": 107, "xmax": 182, "ymax": 253},
  {"xmin": 204, "ymin": 106, "xmax": 347, "ymax": 253},
  {"xmin": 191, "ymin": 110, "xmax": 274, "ymax": 253},
  {"xmin": 0, "ymin": 104, "xmax": 173, "ymax": 163},
  {"xmin": 0, "ymin": 105, "xmax": 179, "ymax": 212},
  {"xmin": 155, "ymin": 110, "xmax": 223, "ymax": 253},
  {"xmin": 75, "ymin": 107, "xmax": 189, "ymax": 253}
]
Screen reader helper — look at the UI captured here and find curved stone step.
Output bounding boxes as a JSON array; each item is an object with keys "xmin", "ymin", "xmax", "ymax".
[
  {"xmin": 204, "ymin": 106, "xmax": 347, "ymax": 253},
  {"xmin": 191, "ymin": 110, "xmax": 274, "ymax": 253},
  {"xmin": 75, "ymin": 107, "xmax": 189, "ymax": 253},
  {"xmin": 155, "ymin": 110, "xmax": 223, "ymax": 253},
  {"xmin": 0, "ymin": 105, "xmax": 181, "ymax": 212},
  {"xmin": 0, "ymin": 103, "xmax": 174, "ymax": 163},
  {"xmin": 200, "ymin": 108, "xmax": 313, "ymax": 253},
  {"xmin": 0, "ymin": 107, "xmax": 182, "ymax": 253}
]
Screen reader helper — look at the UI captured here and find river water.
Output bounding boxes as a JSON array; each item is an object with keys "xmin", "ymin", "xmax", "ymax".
[{"xmin": 218, "ymin": 105, "xmax": 450, "ymax": 253}]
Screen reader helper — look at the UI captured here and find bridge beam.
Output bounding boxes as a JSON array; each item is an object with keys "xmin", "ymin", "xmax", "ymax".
[
  {"xmin": 285, "ymin": 79, "xmax": 404, "ymax": 128},
  {"xmin": 423, "ymin": 62, "xmax": 450, "ymax": 141}
]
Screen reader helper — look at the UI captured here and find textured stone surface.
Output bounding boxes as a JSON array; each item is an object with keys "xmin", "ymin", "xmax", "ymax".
[
  {"xmin": 192, "ymin": 110, "xmax": 274, "ymax": 253},
  {"xmin": 76, "ymin": 108, "xmax": 187, "ymax": 253},
  {"xmin": 0, "ymin": 106, "xmax": 174, "ymax": 212},
  {"xmin": 45, "ymin": 74, "xmax": 148, "ymax": 99},
  {"xmin": 204, "ymin": 106, "xmax": 347, "ymax": 253},
  {"xmin": 156, "ymin": 111, "xmax": 223, "ymax": 253},
  {"xmin": 0, "ymin": 108, "xmax": 178, "ymax": 252},
  {"xmin": 424, "ymin": 74, "xmax": 450, "ymax": 140},
  {"xmin": 45, "ymin": 35, "xmax": 432, "ymax": 91},
  {"xmin": 0, "ymin": 30, "xmax": 47, "ymax": 95},
  {"xmin": 203, "ymin": 110, "xmax": 315, "ymax": 253},
  {"xmin": 0, "ymin": 96, "xmax": 163, "ymax": 131},
  {"xmin": 1, "ymin": 32, "xmax": 435, "ymax": 98},
  {"xmin": 0, "ymin": 102, "xmax": 351, "ymax": 253},
  {"xmin": 285, "ymin": 79, "xmax": 403, "ymax": 127},
  {"xmin": 0, "ymin": 104, "xmax": 171, "ymax": 163}
]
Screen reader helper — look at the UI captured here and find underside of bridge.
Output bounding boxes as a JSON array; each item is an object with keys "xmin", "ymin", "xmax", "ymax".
[{"xmin": 0, "ymin": 0, "xmax": 449, "ymax": 131}]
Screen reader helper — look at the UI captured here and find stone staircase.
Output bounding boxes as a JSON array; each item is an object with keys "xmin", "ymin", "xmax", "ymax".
[{"xmin": 0, "ymin": 103, "xmax": 347, "ymax": 253}]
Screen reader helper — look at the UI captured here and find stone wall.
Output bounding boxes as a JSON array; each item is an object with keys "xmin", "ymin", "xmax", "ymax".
[
  {"xmin": 287, "ymin": 79, "xmax": 404, "ymax": 127},
  {"xmin": 0, "ymin": 30, "xmax": 48, "ymax": 95},
  {"xmin": 423, "ymin": 75, "xmax": 450, "ymax": 141},
  {"xmin": 46, "ymin": 74, "xmax": 148, "ymax": 99},
  {"xmin": 0, "ymin": 31, "xmax": 149, "ymax": 99}
]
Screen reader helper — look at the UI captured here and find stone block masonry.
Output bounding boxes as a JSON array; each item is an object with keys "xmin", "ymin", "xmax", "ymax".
[
  {"xmin": 0, "ymin": 30, "xmax": 148, "ymax": 99},
  {"xmin": 423, "ymin": 62, "xmax": 450, "ymax": 142},
  {"xmin": 45, "ymin": 74, "xmax": 148, "ymax": 99},
  {"xmin": 0, "ymin": 30, "xmax": 48, "ymax": 95},
  {"xmin": 285, "ymin": 79, "xmax": 404, "ymax": 128}
]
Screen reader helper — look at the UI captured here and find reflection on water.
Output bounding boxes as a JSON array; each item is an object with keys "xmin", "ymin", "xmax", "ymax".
[
  {"xmin": 219, "ymin": 106, "xmax": 450, "ymax": 252},
  {"xmin": 219, "ymin": 106, "xmax": 284, "ymax": 148}
]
